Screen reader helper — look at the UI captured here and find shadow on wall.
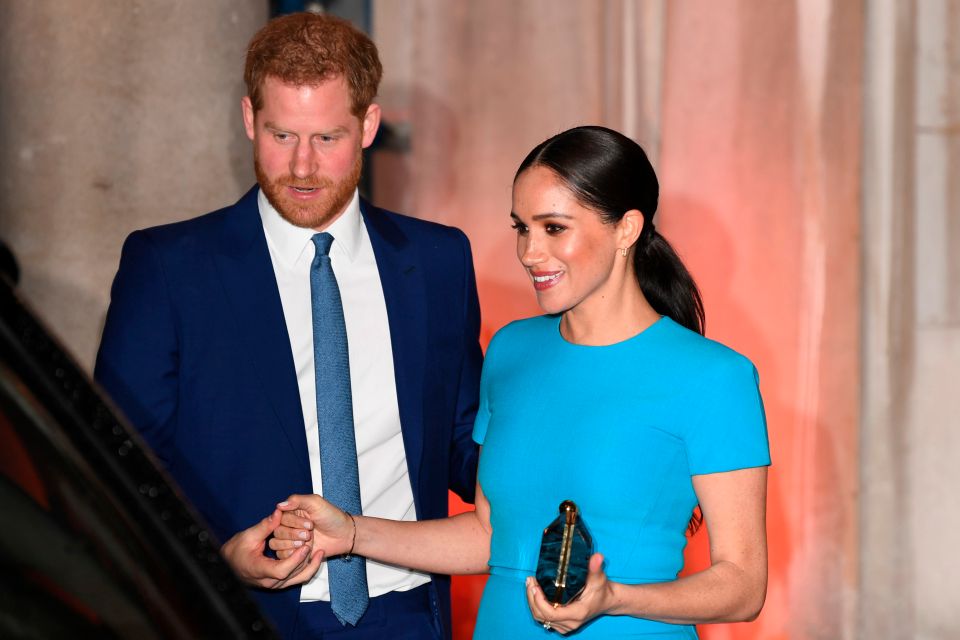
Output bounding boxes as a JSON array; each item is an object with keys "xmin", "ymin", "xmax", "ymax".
[
  {"xmin": 372, "ymin": 84, "xmax": 461, "ymax": 225},
  {"xmin": 373, "ymin": 82, "xmax": 539, "ymax": 341}
]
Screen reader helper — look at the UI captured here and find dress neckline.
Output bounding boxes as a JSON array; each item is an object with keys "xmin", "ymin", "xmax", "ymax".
[{"xmin": 551, "ymin": 314, "xmax": 668, "ymax": 349}]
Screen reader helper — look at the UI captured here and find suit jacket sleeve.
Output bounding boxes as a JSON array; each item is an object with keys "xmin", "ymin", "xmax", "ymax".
[
  {"xmin": 447, "ymin": 229, "xmax": 482, "ymax": 503},
  {"xmin": 95, "ymin": 230, "xmax": 179, "ymax": 466}
]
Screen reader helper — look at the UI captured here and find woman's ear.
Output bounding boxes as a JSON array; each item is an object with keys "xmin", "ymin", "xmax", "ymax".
[{"xmin": 617, "ymin": 209, "xmax": 644, "ymax": 250}]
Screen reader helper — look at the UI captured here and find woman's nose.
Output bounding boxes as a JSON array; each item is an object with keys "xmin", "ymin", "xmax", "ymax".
[{"xmin": 519, "ymin": 238, "xmax": 545, "ymax": 266}]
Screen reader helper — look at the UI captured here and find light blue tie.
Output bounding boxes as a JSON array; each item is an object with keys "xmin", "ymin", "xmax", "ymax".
[{"xmin": 310, "ymin": 232, "xmax": 368, "ymax": 626}]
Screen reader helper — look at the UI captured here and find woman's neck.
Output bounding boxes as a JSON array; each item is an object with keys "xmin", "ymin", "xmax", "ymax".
[{"xmin": 559, "ymin": 281, "xmax": 661, "ymax": 346}]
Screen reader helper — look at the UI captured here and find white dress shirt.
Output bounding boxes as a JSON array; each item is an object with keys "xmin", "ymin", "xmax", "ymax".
[{"xmin": 258, "ymin": 189, "xmax": 430, "ymax": 600}]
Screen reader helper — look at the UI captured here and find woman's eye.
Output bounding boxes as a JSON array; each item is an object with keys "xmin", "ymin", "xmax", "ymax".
[
  {"xmin": 545, "ymin": 224, "xmax": 566, "ymax": 234},
  {"xmin": 510, "ymin": 222, "xmax": 528, "ymax": 235}
]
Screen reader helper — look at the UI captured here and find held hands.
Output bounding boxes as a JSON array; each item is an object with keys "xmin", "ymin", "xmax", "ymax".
[
  {"xmin": 526, "ymin": 553, "xmax": 616, "ymax": 634},
  {"xmin": 270, "ymin": 494, "xmax": 355, "ymax": 561},
  {"xmin": 221, "ymin": 509, "xmax": 323, "ymax": 589}
]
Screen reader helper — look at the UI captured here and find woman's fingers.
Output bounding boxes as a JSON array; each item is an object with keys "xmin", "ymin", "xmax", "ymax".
[
  {"xmin": 269, "ymin": 537, "xmax": 306, "ymax": 551},
  {"xmin": 525, "ymin": 576, "xmax": 593, "ymax": 634},
  {"xmin": 273, "ymin": 522, "xmax": 313, "ymax": 542}
]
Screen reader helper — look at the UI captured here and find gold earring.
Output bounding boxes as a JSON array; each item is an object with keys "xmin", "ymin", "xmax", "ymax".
[{"xmin": 620, "ymin": 247, "xmax": 627, "ymax": 257}]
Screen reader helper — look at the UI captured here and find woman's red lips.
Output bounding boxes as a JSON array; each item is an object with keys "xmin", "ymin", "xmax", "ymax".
[{"xmin": 530, "ymin": 271, "xmax": 563, "ymax": 291}]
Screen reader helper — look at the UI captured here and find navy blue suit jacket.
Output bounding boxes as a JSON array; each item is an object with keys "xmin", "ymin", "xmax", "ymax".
[{"xmin": 95, "ymin": 186, "xmax": 481, "ymax": 638}]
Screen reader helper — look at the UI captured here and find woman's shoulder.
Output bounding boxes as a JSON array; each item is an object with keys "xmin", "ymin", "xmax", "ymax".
[{"xmin": 656, "ymin": 317, "xmax": 758, "ymax": 378}]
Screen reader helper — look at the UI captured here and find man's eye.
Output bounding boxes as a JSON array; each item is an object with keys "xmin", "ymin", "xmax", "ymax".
[{"xmin": 274, "ymin": 133, "xmax": 292, "ymax": 142}]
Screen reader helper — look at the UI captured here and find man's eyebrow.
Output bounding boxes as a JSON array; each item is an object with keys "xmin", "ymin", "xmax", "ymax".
[
  {"xmin": 261, "ymin": 123, "xmax": 350, "ymax": 136},
  {"xmin": 309, "ymin": 125, "xmax": 350, "ymax": 137}
]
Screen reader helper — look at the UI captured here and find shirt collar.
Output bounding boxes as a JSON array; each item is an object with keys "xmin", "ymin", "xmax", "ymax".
[{"xmin": 258, "ymin": 188, "xmax": 363, "ymax": 267}]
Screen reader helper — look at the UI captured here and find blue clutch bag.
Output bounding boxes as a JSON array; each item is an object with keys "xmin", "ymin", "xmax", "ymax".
[{"xmin": 535, "ymin": 500, "xmax": 594, "ymax": 605}]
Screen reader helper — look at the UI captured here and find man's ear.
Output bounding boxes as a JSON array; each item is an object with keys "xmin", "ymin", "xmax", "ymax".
[
  {"xmin": 360, "ymin": 103, "xmax": 382, "ymax": 149},
  {"xmin": 242, "ymin": 96, "xmax": 256, "ymax": 141}
]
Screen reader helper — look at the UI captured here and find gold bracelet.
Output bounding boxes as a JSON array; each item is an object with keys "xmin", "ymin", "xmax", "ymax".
[{"xmin": 344, "ymin": 512, "xmax": 357, "ymax": 560}]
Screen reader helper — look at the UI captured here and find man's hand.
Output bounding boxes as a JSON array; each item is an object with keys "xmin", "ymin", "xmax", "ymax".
[{"xmin": 221, "ymin": 509, "xmax": 324, "ymax": 589}]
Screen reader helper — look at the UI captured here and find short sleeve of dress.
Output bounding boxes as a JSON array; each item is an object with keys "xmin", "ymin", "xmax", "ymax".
[
  {"xmin": 472, "ymin": 329, "xmax": 504, "ymax": 446},
  {"xmin": 472, "ymin": 367, "xmax": 491, "ymax": 445},
  {"xmin": 685, "ymin": 354, "xmax": 771, "ymax": 475}
]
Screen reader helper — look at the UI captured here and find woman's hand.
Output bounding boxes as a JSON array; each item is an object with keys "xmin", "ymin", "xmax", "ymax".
[
  {"xmin": 525, "ymin": 553, "xmax": 617, "ymax": 634},
  {"xmin": 221, "ymin": 509, "xmax": 324, "ymax": 588},
  {"xmin": 270, "ymin": 494, "xmax": 354, "ymax": 560}
]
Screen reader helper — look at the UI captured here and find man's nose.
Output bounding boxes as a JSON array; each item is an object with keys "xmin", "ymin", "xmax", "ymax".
[{"xmin": 290, "ymin": 142, "xmax": 318, "ymax": 179}]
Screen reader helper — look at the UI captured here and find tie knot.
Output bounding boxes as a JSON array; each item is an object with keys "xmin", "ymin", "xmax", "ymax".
[{"xmin": 312, "ymin": 232, "xmax": 334, "ymax": 257}]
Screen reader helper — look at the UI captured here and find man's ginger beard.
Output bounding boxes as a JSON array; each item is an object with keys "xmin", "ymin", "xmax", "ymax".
[{"xmin": 255, "ymin": 146, "xmax": 363, "ymax": 230}]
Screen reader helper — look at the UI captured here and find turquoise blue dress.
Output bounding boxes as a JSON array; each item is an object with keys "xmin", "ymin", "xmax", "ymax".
[{"xmin": 472, "ymin": 315, "xmax": 770, "ymax": 638}]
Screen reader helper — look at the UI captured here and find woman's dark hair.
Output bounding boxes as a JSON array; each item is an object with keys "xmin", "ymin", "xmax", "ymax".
[{"xmin": 515, "ymin": 125, "xmax": 705, "ymax": 336}]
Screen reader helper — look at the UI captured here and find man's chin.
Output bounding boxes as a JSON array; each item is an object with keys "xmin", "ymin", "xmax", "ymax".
[
  {"xmin": 276, "ymin": 203, "xmax": 336, "ymax": 230},
  {"xmin": 270, "ymin": 201, "xmax": 346, "ymax": 229}
]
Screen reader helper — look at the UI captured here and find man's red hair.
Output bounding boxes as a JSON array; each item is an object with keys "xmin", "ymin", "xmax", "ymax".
[{"xmin": 244, "ymin": 12, "xmax": 382, "ymax": 117}]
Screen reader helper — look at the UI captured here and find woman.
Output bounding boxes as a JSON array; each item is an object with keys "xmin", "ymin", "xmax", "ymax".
[{"xmin": 272, "ymin": 126, "xmax": 770, "ymax": 637}]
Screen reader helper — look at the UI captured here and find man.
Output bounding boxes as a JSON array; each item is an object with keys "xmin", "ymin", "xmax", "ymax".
[{"xmin": 95, "ymin": 13, "xmax": 481, "ymax": 639}]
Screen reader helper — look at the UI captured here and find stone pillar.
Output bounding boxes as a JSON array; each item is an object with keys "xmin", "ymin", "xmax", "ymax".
[
  {"xmin": 861, "ymin": 1, "xmax": 960, "ymax": 637},
  {"xmin": 0, "ymin": 1, "xmax": 267, "ymax": 370}
]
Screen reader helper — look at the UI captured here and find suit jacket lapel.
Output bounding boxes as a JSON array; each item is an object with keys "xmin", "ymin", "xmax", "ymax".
[
  {"xmin": 361, "ymin": 199, "xmax": 427, "ymax": 512},
  {"xmin": 212, "ymin": 187, "xmax": 311, "ymax": 482}
]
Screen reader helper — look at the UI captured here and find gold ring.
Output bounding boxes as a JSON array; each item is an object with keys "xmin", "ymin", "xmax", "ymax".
[{"xmin": 552, "ymin": 602, "xmax": 559, "ymax": 609}]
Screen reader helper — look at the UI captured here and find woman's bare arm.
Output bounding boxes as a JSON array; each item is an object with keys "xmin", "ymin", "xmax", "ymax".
[{"xmin": 273, "ymin": 478, "xmax": 493, "ymax": 576}]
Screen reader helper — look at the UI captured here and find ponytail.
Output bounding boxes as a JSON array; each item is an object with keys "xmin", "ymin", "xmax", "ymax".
[{"xmin": 635, "ymin": 229, "xmax": 705, "ymax": 336}]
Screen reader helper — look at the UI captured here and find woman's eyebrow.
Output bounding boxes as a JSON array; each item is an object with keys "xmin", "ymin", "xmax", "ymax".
[
  {"xmin": 531, "ymin": 212, "xmax": 573, "ymax": 220},
  {"xmin": 510, "ymin": 211, "xmax": 573, "ymax": 221}
]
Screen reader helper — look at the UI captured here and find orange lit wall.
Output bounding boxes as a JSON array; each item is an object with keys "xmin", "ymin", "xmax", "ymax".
[
  {"xmin": 658, "ymin": 3, "xmax": 862, "ymax": 638},
  {"xmin": 374, "ymin": 2, "xmax": 863, "ymax": 637}
]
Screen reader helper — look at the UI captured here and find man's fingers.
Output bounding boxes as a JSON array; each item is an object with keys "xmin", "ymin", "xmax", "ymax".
[
  {"xmin": 267, "ymin": 543, "xmax": 311, "ymax": 581},
  {"xmin": 245, "ymin": 509, "xmax": 282, "ymax": 542},
  {"xmin": 285, "ymin": 548, "xmax": 325, "ymax": 586},
  {"xmin": 272, "ymin": 545, "xmax": 325, "ymax": 588}
]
